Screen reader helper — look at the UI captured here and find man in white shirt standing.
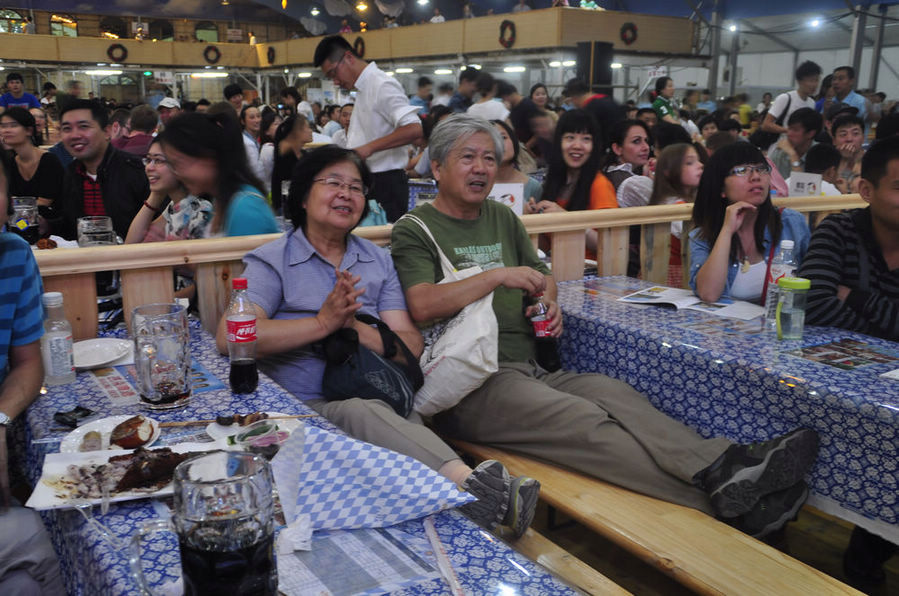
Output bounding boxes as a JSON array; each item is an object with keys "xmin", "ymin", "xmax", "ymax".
[
  {"xmin": 760, "ymin": 61, "xmax": 821, "ymax": 137},
  {"xmin": 430, "ymin": 8, "xmax": 445, "ymax": 23},
  {"xmin": 315, "ymin": 36, "xmax": 423, "ymax": 221}
]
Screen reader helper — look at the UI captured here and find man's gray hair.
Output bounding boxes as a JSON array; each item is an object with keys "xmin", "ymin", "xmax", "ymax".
[{"xmin": 429, "ymin": 114, "xmax": 504, "ymax": 166}]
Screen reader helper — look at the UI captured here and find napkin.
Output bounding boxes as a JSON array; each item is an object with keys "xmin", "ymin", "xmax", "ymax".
[{"xmin": 270, "ymin": 422, "xmax": 473, "ymax": 534}]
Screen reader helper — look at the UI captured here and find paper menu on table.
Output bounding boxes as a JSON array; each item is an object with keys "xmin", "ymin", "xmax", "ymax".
[
  {"xmin": 618, "ymin": 286, "xmax": 765, "ymax": 321},
  {"xmin": 487, "ymin": 182, "xmax": 524, "ymax": 216},
  {"xmin": 277, "ymin": 527, "xmax": 440, "ymax": 596}
]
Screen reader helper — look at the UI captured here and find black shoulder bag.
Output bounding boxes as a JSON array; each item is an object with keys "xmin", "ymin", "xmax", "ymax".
[
  {"xmin": 321, "ymin": 314, "xmax": 424, "ymax": 418},
  {"xmin": 749, "ymin": 93, "xmax": 792, "ymax": 149}
]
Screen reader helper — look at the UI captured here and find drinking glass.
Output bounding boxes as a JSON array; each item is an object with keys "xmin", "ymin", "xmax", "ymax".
[
  {"xmin": 131, "ymin": 303, "xmax": 191, "ymax": 409},
  {"xmin": 129, "ymin": 452, "xmax": 278, "ymax": 595},
  {"xmin": 10, "ymin": 196, "xmax": 38, "ymax": 244},
  {"xmin": 77, "ymin": 215, "xmax": 116, "ymax": 246}
]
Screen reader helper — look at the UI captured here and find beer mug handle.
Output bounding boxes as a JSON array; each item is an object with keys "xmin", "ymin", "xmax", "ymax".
[{"xmin": 128, "ymin": 518, "xmax": 175, "ymax": 596}]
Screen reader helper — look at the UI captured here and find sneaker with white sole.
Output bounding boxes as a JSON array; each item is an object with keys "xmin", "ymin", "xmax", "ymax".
[{"xmin": 700, "ymin": 428, "xmax": 818, "ymax": 518}]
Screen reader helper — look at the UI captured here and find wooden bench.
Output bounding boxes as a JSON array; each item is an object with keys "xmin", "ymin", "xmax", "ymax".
[{"xmin": 452, "ymin": 441, "xmax": 862, "ymax": 596}]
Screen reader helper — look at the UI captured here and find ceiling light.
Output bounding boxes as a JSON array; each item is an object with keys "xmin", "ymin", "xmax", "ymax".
[
  {"xmin": 310, "ymin": 7, "xmax": 320, "ymax": 15},
  {"xmin": 216, "ymin": 66, "xmax": 224, "ymax": 69},
  {"xmin": 298, "ymin": 72, "xmax": 312, "ymax": 78},
  {"xmin": 728, "ymin": 24, "xmax": 737, "ymax": 32},
  {"xmin": 221, "ymin": 0, "xmax": 229, "ymax": 5},
  {"xmin": 434, "ymin": 68, "xmax": 452, "ymax": 75},
  {"xmin": 356, "ymin": 0, "xmax": 367, "ymax": 11},
  {"xmin": 610, "ymin": 62, "xmax": 622, "ymax": 69},
  {"xmin": 810, "ymin": 19, "xmax": 820, "ymax": 27},
  {"xmin": 504, "ymin": 66, "xmax": 526, "ymax": 73},
  {"xmin": 549, "ymin": 61, "xmax": 561, "ymax": 67},
  {"xmin": 385, "ymin": 71, "xmax": 395, "ymax": 76},
  {"xmin": 96, "ymin": 63, "xmax": 106, "ymax": 67},
  {"xmin": 191, "ymin": 72, "xmax": 229, "ymax": 78},
  {"xmin": 469, "ymin": 64, "xmax": 481, "ymax": 70},
  {"xmin": 562, "ymin": 60, "xmax": 576, "ymax": 67},
  {"xmin": 396, "ymin": 67, "xmax": 413, "ymax": 74},
  {"xmin": 84, "ymin": 69, "xmax": 122, "ymax": 76},
  {"xmin": 417, "ymin": 0, "xmax": 429, "ymax": 5}
]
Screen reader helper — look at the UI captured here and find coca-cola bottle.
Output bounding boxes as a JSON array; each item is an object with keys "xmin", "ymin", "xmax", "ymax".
[
  {"xmin": 525, "ymin": 292, "xmax": 561, "ymax": 372},
  {"xmin": 226, "ymin": 277, "xmax": 259, "ymax": 393}
]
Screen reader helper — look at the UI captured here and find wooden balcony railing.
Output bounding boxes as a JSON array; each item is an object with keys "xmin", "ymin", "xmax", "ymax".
[{"xmin": 35, "ymin": 195, "xmax": 866, "ymax": 341}]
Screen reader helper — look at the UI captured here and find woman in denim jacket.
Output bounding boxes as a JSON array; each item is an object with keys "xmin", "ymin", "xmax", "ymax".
[{"xmin": 689, "ymin": 143, "xmax": 810, "ymax": 303}]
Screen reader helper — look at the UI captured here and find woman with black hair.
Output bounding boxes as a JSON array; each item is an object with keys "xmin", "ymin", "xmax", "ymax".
[
  {"xmin": 652, "ymin": 76, "xmax": 679, "ymax": 124},
  {"xmin": 240, "ymin": 105, "xmax": 266, "ymax": 187},
  {"xmin": 603, "ymin": 118, "xmax": 653, "ymax": 207},
  {"xmin": 0, "ymin": 107, "xmax": 63, "ymax": 208},
  {"xmin": 527, "ymin": 109, "xmax": 616, "ymax": 253},
  {"xmin": 158, "ymin": 111, "xmax": 278, "ymax": 236},
  {"xmin": 270, "ymin": 115, "xmax": 314, "ymax": 213},
  {"xmin": 259, "ymin": 108, "xmax": 282, "ymax": 195},
  {"xmin": 529, "ymin": 83, "xmax": 557, "ymax": 122},
  {"xmin": 491, "ymin": 119, "xmax": 542, "ymax": 203},
  {"xmin": 689, "ymin": 142, "xmax": 810, "ymax": 303}
]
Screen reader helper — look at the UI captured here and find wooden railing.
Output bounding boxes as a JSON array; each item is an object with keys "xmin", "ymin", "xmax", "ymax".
[{"xmin": 35, "ymin": 195, "xmax": 865, "ymax": 341}]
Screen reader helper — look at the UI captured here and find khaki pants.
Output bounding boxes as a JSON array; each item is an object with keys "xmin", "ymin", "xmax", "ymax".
[
  {"xmin": 307, "ymin": 397, "xmax": 460, "ymax": 472},
  {"xmin": 0, "ymin": 506, "xmax": 65, "ymax": 595},
  {"xmin": 434, "ymin": 362, "xmax": 732, "ymax": 514}
]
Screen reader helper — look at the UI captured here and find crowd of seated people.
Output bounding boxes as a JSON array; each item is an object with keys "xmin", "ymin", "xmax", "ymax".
[{"xmin": 0, "ymin": 48, "xmax": 896, "ymax": 590}]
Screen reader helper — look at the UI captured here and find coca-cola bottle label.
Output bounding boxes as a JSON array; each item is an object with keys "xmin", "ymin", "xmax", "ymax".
[
  {"xmin": 532, "ymin": 316, "xmax": 551, "ymax": 338},
  {"xmin": 227, "ymin": 317, "xmax": 257, "ymax": 343}
]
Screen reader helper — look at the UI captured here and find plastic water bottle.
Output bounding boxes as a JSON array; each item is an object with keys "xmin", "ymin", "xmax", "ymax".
[
  {"xmin": 40, "ymin": 292, "xmax": 76, "ymax": 386},
  {"xmin": 764, "ymin": 240, "xmax": 796, "ymax": 332},
  {"xmin": 226, "ymin": 278, "xmax": 259, "ymax": 393}
]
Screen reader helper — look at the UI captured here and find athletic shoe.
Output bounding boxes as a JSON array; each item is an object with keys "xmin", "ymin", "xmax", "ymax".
[
  {"xmin": 700, "ymin": 428, "xmax": 819, "ymax": 518},
  {"xmin": 459, "ymin": 460, "xmax": 510, "ymax": 530},
  {"xmin": 727, "ymin": 481, "xmax": 808, "ymax": 539},
  {"xmin": 504, "ymin": 476, "xmax": 540, "ymax": 539}
]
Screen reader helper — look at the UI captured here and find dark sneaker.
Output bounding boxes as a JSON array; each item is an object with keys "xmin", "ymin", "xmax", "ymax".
[
  {"xmin": 503, "ymin": 476, "xmax": 540, "ymax": 539},
  {"xmin": 459, "ymin": 460, "xmax": 510, "ymax": 530},
  {"xmin": 727, "ymin": 481, "xmax": 808, "ymax": 539},
  {"xmin": 701, "ymin": 428, "xmax": 818, "ymax": 518}
]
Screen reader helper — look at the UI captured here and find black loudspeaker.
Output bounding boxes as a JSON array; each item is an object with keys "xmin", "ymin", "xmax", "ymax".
[{"xmin": 576, "ymin": 41, "xmax": 614, "ymax": 95}]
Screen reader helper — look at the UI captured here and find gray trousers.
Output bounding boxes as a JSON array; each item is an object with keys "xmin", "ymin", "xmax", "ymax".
[
  {"xmin": 307, "ymin": 398, "xmax": 460, "ymax": 472},
  {"xmin": 433, "ymin": 362, "xmax": 732, "ymax": 514},
  {"xmin": 0, "ymin": 506, "xmax": 65, "ymax": 596}
]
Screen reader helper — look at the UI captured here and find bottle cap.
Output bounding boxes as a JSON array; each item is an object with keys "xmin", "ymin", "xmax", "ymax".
[
  {"xmin": 781, "ymin": 240, "xmax": 794, "ymax": 250},
  {"xmin": 777, "ymin": 276, "xmax": 810, "ymax": 290},
  {"xmin": 42, "ymin": 292, "xmax": 63, "ymax": 307},
  {"xmin": 232, "ymin": 278, "xmax": 247, "ymax": 290}
]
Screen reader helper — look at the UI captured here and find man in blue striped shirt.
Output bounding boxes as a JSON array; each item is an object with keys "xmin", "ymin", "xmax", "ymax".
[{"xmin": 0, "ymin": 199, "xmax": 66, "ymax": 594}]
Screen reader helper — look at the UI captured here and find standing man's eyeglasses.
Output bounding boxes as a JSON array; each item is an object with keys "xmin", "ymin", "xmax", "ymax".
[{"xmin": 324, "ymin": 53, "xmax": 347, "ymax": 80}]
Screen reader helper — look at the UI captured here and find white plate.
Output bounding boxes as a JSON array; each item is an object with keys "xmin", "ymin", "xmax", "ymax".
[
  {"xmin": 206, "ymin": 412, "xmax": 302, "ymax": 441},
  {"xmin": 26, "ymin": 442, "xmax": 222, "ymax": 511},
  {"xmin": 60, "ymin": 415, "xmax": 161, "ymax": 454},
  {"xmin": 73, "ymin": 338, "xmax": 132, "ymax": 369}
]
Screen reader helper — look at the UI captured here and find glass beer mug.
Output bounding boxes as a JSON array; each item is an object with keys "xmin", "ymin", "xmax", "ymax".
[
  {"xmin": 131, "ymin": 303, "xmax": 191, "ymax": 409},
  {"xmin": 129, "ymin": 451, "xmax": 278, "ymax": 595}
]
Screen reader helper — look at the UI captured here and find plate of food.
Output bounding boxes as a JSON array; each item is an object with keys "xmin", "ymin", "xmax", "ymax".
[
  {"xmin": 73, "ymin": 338, "xmax": 132, "ymax": 369},
  {"xmin": 26, "ymin": 443, "xmax": 213, "ymax": 510},
  {"xmin": 205, "ymin": 411, "xmax": 303, "ymax": 441},
  {"xmin": 60, "ymin": 415, "xmax": 161, "ymax": 453}
]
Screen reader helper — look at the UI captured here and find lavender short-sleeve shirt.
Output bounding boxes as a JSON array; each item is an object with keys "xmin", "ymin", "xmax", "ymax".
[{"xmin": 242, "ymin": 228, "xmax": 408, "ymax": 399}]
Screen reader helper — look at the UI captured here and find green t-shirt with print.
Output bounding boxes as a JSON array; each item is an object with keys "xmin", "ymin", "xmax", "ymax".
[
  {"xmin": 391, "ymin": 200, "xmax": 550, "ymax": 363},
  {"xmin": 652, "ymin": 96, "xmax": 673, "ymax": 120}
]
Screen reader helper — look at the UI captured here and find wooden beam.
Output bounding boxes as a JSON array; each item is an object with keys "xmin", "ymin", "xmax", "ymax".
[
  {"xmin": 120, "ymin": 267, "xmax": 175, "ymax": 330},
  {"xmin": 43, "ymin": 273, "xmax": 97, "ymax": 341}
]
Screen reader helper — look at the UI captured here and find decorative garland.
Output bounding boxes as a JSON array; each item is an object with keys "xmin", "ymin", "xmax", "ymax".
[
  {"xmin": 203, "ymin": 44, "xmax": 222, "ymax": 64},
  {"xmin": 266, "ymin": 46, "xmax": 276, "ymax": 65},
  {"xmin": 620, "ymin": 22, "xmax": 638, "ymax": 45},
  {"xmin": 106, "ymin": 43, "xmax": 127, "ymax": 63},
  {"xmin": 499, "ymin": 20, "xmax": 516, "ymax": 49},
  {"xmin": 353, "ymin": 36, "xmax": 365, "ymax": 59}
]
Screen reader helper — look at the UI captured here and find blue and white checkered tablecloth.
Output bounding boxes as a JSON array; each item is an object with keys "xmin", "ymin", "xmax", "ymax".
[
  {"xmin": 558, "ymin": 276, "xmax": 899, "ymax": 544},
  {"xmin": 21, "ymin": 322, "xmax": 578, "ymax": 596}
]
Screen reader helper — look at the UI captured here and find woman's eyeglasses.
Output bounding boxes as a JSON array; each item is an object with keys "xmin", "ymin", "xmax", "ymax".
[
  {"xmin": 313, "ymin": 176, "xmax": 367, "ymax": 197},
  {"xmin": 728, "ymin": 164, "xmax": 771, "ymax": 177},
  {"xmin": 142, "ymin": 156, "xmax": 168, "ymax": 167}
]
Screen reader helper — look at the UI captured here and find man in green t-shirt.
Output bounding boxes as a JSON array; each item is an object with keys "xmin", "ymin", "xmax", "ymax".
[{"xmin": 391, "ymin": 114, "xmax": 820, "ymax": 539}]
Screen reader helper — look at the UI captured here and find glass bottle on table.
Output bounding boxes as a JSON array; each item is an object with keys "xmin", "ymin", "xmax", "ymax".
[
  {"xmin": 41, "ymin": 292, "xmax": 76, "ymax": 386},
  {"xmin": 226, "ymin": 278, "xmax": 259, "ymax": 393}
]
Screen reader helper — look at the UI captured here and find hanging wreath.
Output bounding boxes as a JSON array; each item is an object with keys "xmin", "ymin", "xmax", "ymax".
[
  {"xmin": 620, "ymin": 22, "xmax": 638, "ymax": 45},
  {"xmin": 267, "ymin": 46, "xmax": 276, "ymax": 65},
  {"xmin": 106, "ymin": 43, "xmax": 128, "ymax": 63},
  {"xmin": 353, "ymin": 36, "xmax": 365, "ymax": 59},
  {"xmin": 203, "ymin": 45, "xmax": 222, "ymax": 64},
  {"xmin": 499, "ymin": 20, "xmax": 516, "ymax": 49}
]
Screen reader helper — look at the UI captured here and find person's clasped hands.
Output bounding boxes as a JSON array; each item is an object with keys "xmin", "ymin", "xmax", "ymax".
[{"xmin": 316, "ymin": 269, "xmax": 366, "ymax": 334}]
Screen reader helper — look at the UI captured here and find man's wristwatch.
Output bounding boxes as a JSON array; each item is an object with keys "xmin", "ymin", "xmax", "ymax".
[
  {"xmin": 0, "ymin": 411, "xmax": 9, "ymax": 426},
  {"xmin": 791, "ymin": 160, "xmax": 801, "ymax": 168}
]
